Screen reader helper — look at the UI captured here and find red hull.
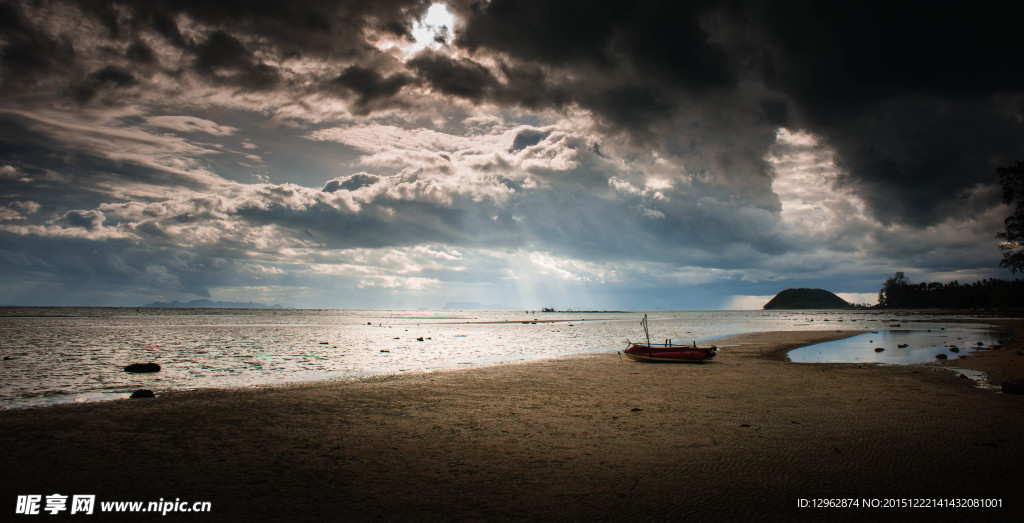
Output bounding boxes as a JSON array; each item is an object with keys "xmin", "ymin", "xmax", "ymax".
[{"xmin": 623, "ymin": 344, "xmax": 717, "ymax": 363}]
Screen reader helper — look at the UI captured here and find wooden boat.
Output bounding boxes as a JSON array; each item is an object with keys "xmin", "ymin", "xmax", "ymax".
[
  {"xmin": 623, "ymin": 341, "xmax": 717, "ymax": 362},
  {"xmin": 622, "ymin": 314, "xmax": 717, "ymax": 363}
]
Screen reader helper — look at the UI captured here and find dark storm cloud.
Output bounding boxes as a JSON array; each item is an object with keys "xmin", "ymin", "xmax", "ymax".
[
  {"xmin": 452, "ymin": 1, "xmax": 738, "ymax": 123},
  {"xmin": 0, "ymin": 2, "xmax": 75, "ymax": 85},
  {"xmin": 72, "ymin": 66, "xmax": 138, "ymax": 104},
  {"xmin": 407, "ymin": 51, "xmax": 499, "ymax": 102},
  {"xmin": 445, "ymin": 0, "xmax": 1024, "ymax": 227},
  {"xmin": 107, "ymin": 0, "xmax": 418, "ymax": 57},
  {"xmin": 329, "ymin": 66, "xmax": 413, "ymax": 113},
  {"xmin": 0, "ymin": 0, "xmax": 427, "ymax": 104},
  {"xmin": 741, "ymin": 1, "xmax": 1024, "ymax": 226},
  {"xmin": 192, "ymin": 30, "xmax": 280, "ymax": 91},
  {"xmin": 3, "ymin": 0, "xmax": 1021, "ymax": 230},
  {"xmin": 0, "ymin": 0, "xmax": 1021, "ymax": 306}
]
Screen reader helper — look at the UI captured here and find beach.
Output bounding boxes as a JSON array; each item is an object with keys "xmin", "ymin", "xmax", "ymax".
[{"xmin": 2, "ymin": 328, "xmax": 1023, "ymax": 521}]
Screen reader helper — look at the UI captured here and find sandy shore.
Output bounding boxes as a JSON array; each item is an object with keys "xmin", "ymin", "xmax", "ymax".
[{"xmin": 2, "ymin": 329, "xmax": 1023, "ymax": 521}]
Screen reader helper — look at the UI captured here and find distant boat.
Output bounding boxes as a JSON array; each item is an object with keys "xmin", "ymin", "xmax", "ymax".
[{"xmin": 623, "ymin": 314, "xmax": 717, "ymax": 363}]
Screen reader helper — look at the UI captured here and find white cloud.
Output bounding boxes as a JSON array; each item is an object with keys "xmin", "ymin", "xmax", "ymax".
[
  {"xmin": 0, "ymin": 201, "xmax": 41, "ymax": 221},
  {"xmin": 769, "ymin": 128, "xmax": 874, "ymax": 240}
]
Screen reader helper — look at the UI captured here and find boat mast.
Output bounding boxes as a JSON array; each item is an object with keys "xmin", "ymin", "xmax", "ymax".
[{"xmin": 641, "ymin": 314, "xmax": 651, "ymax": 355}]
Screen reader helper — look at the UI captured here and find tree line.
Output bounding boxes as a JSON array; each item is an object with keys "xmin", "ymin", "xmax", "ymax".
[{"xmin": 877, "ymin": 272, "xmax": 1024, "ymax": 309}]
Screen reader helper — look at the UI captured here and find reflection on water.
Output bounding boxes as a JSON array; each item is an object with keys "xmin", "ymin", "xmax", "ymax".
[{"xmin": 788, "ymin": 327, "xmax": 998, "ymax": 364}]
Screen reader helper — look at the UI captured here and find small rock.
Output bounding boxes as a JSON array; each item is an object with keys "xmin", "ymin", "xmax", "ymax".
[
  {"xmin": 897, "ymin": 344, "xmax": 908, "ymax": 348},
  {"xmin": 874, "ymin": 347, "xmax": 885, "ymax": 352},
  {"xmin": 130, "ymin": 389, "xmax": 155, "ymax": 399},
  {"xmin": 124, "ymin": 363, "xmax": 161, "ymax": 373},
  {"xmin": 416, "ymin": 337, "xmax": 424, "ymax": 341},
  {"xmin": 380, "ymin": 349, "xmax": 389, "ymax": 353},
  {"xmin": 935, "ymin": 353, "xmax": 948, "ymax": 360},
  {"xmin": 949, "ymin": 346, "xmax": 960, "ymax": 353},
  {"xmin": 1001, "ymin": 379, "xmax": 1024, "ymax": 395},
  {"xmin": 631, "ymin": 408, "xmax": 642, "ymax": 412},
  {"xmin": 976, "ymin": 341, "xmax": 984, "ymax": 346}
]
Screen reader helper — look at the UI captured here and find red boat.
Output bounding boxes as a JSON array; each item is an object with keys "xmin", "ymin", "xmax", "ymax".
[
  {"xmin": 623, "ymin": 341, "xmax": 718, "ymax": 362},
  {"xmin": 622, "ymin": 315, "xmax": 718, "ymax": 363}
]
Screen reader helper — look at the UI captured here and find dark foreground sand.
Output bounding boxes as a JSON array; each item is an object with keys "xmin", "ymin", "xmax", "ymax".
[{"xmin": 2, "ymin": 329, "xmax": 1024, "ymax": 521}]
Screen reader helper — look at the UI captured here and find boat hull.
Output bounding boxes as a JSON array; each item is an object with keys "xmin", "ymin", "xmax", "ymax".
[{"xmin": 623, "ymin": 344, "xmax": 717, "ymax": 363}]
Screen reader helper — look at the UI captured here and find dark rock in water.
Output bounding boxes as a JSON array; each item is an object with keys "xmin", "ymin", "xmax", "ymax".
[
  {"xmin": 124, "ymin": 363, "xmax": 161, "ymax": 373},
  {"xmin": 874, "ymin": 347, "xmax": 885, "ymax": 352},
  {"xmin": 976, "ymin": 341, "xmax": 984, "ymax": 346},
  {"xmin": 935, "ymin": 353, "xmax": 948, "ymax": 360},
  {"xmin": 1001, "ymin": 379, "xmax": 1024, "ymax": 395},
  {"xmin": 762, "ymin": 288, "xmax": 851, "ymax": 309},
  {"xmin": 949, "ymin": 346, "xmax": 960, "ymax": 353},
  {"xmin": 897, "ymin": 344, "xmax": 908, "ymax": 348},
  {"xmin": 130, "ymin": 389, "xmax": 155, "ymax": 398}
]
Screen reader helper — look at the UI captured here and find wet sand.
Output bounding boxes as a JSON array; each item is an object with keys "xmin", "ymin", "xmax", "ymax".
[{"xmin": 2, "ymin": 329, "xmax": 1023, "ymax": 521}]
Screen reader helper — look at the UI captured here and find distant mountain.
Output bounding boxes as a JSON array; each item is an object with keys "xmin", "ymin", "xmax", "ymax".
[
  {"xmin": 763, "ymin": 288, "xmax": 851, "ymax": 310},
  {"xmin": 143, "ymin": 299, "xmax": 282, "ymax": 309}
]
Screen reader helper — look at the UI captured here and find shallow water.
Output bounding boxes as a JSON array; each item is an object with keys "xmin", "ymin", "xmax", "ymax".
[
  {"xmin": 788, "ymin": 327, "xmax": 1000, "ymax": 364},
  {"xmin": 0, "ymin": 308, "xmax": 1009, "ymax": 408}
]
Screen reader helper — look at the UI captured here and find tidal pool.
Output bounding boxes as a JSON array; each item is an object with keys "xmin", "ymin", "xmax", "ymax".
[{"xmin": 788, "ymin": 327, "xmax": 998, "ymax": 365}]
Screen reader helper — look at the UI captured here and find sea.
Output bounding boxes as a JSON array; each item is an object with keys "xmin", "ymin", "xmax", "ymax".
[{"xmin": 0, "ymin": 308, "xmax": 1007, "ymax": 409}]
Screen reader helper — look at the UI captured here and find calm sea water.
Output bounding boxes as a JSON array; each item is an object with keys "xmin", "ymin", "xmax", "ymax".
[{"xmin": 0, "ymin": 308, "xmax": 1006, "ymax": 408}]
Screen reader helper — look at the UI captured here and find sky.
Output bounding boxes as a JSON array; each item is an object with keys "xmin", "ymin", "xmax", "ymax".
[{"xmin": 1, "ymin": 0, "xmax": 1022, "ymax": 310}]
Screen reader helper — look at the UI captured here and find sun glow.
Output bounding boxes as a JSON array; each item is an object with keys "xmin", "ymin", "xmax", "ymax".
[{"xmin": 411, "ymin": 3, "xmax": 456, "ymax": 53}]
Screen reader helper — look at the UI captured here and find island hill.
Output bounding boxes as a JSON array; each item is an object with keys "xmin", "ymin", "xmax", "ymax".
[{"xmin": 762, "ymin": 288, "xmax": 852, "ymax": 310}]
